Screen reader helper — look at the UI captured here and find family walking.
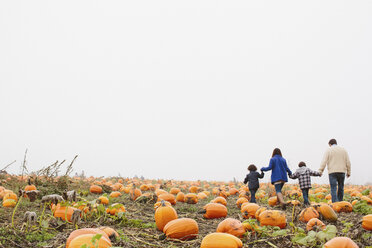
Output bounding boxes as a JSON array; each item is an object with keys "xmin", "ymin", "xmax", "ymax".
[{"xmin": 243, "ymin": 139, "xmax": 351, "ymax": 208}]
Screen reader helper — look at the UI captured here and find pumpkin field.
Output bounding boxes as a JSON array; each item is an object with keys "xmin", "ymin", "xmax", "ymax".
[{"xmin": 0, "ymin": 171, "xmax": 371, "ymax": 248}]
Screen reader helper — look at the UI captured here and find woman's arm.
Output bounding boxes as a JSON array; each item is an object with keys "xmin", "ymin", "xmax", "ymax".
[
  {"xmin": 261, "ymin": 158, "xmax": 274, "ymax": 172},
  {"xmin": 284, "ymin": 160, "xmax": 292, "ymax": 175}
]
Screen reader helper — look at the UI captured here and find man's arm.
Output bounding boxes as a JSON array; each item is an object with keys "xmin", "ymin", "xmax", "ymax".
[
  {"xmin": 345, "ymin": 150, "xmax": 351, "ymax": 177},
  {"xmin": 319, "ymin": 149, "xmax": 329, "ymax": 175}
]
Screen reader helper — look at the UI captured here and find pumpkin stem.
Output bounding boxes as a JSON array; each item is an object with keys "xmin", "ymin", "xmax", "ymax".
[{"xmin": 198, "ymin": 209, "xmax": 207, "ymax": 214}]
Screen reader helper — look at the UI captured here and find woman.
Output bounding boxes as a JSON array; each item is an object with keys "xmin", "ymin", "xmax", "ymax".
[{"xmin": 261, "ymin": 148, "xmax": 292, "ymax": 208}]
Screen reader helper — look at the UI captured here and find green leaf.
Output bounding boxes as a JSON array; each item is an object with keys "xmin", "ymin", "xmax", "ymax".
[
  {"xmin": 316, "ymin": 225, "xmax": 337, "ymax": 242},
  {"xmin": 272, "ymin": 229, "xmax": 288, "ymax": 237}
]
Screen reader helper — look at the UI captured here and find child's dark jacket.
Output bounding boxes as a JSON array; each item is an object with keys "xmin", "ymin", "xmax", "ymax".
[{"xmin": 244, "ymin": 171, "xmax": 264, "ymax": 190}]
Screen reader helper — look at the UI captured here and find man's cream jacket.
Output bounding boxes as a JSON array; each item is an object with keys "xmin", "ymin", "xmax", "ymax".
[{"xmin": 319, "ymin": 145, "xmax": 351, "ymax": 175}]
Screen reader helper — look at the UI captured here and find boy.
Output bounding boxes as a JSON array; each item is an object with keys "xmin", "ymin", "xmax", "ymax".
[
  {"xmin": 243, "ymin": 164, "xmax": 264, "ymax": 203},
  {"xmin": 290, "ymin": 161, "xmax": 321, "ymax": 205}
]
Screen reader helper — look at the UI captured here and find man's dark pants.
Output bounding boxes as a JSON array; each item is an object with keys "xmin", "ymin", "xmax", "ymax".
[{"xmin": 329, "ymin": 172, "xmax": 345, "ymax": 202}]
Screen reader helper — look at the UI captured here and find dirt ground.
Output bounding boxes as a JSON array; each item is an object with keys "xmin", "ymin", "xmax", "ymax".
[{"xmin": 0, "ymin": 177, "xmax": 371, "ymax": 248}]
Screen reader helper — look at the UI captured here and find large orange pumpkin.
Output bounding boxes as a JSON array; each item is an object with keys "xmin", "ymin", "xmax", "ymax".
[
  {"xmin": 163, "ymin": 218, "xmax": 199, "ymax": 240},
  {"xmin": 67, "ymin": 233, "xmax": 112, "ymax": 248},
  {"xmin": 184, "ymin": 193, "xmax": 198, "ymax": 204},
  {"xmin": 176, "ymin": 192, "xmax": 185, "ymax": 202},
  {"xmin": 216, "ymin": 218, "xmax": 245, "ymax": 237},
  {"xmin": 323, "ymin": 237, "xmax": 359, "ymax": 248},
  {"xmin": 66, "ymin": 228, "xmax": 110, "ymax": 248},
  {"xmin": 157, "ymin": 193, "xmax": 176, "ymax": 205},
  {"xmin": 200, "ymin": 232, "xmax": 243, "ymax": 248}
]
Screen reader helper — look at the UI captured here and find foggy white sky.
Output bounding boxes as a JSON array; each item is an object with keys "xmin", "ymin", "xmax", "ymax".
[{"xmin": 1, "ymin": 1, "xmax": 371, "ymax": 184}]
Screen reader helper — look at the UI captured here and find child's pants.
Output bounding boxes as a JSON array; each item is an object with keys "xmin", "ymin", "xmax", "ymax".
[
  {"xmin": 250, "ymin": 188, "xmax": 257, "ymax": 203},
  {"xmin": 302, "ymin": 188, "xmax": 310, "ymax": 204}
]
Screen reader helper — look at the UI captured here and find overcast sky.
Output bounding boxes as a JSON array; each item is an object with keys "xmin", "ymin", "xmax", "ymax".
[{"xmin": 1, "ymin": 1, "xmax": 371, "ymax": 185}]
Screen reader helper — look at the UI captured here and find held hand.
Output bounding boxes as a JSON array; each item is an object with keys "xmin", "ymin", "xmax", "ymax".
[{"xmin": 347, "ymin": 174, "xmax": 350, "ymax": 178}]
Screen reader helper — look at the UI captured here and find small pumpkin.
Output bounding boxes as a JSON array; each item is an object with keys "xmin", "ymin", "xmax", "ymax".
[
  {"xmin": 155, "ymin": 200, "xmax": 178, "ymax": 231},
  {"xmin": 200, "ymin": 232, "xmax": 243, "ymax": 248},
  {"xmin": 163, "ymin": 218, "xmax": 198, "ymax": 240},
  {"xmin": 109, "ymin": 191, "xmax": 121, "ymax": 198},
  {"xmin": 197, "ymin": 192, "xmax": 208, "ymax": 199},
  {"xmin": 306, "ymin": 218, "xmax": 326, "ymax": 231},
  {"xmin": 129, "ymin": 187, "xmax": 142, "ymax": 201},
  {"xmin": 323, "ymin": 237, "xmax": 359, "ymax": 248},
  {"xmin": 268, "ymin": 196, "xmax": 278, "ymax": 206},
  {"xmin": 255, "ymin": 207, "xmax": 267, "ymax": 221},
  {"xmin": 216, "ymin": 218, "xmax": 245, "ymax": 237},
  {"xmin": 98, "ymin": 196, "xmax": 109, "ymax": 205},
  {"xmin": 184, "ymin": 193, "xmax": 198, "ymax": 204},
  {"xmin": 169, "ymin": 188, "xmax": 181, "ymax": 195},
  {"xmin": 2, "ymin": 199, "xmax": 16, "ymax": 208}
]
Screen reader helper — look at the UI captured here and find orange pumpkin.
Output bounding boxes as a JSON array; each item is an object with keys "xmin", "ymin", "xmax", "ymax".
[
  {"xmin": 323, "ymin": 237, "xmax": 359, "ymax": 248},
  {"xmin": 53, "ymin": 206, "xmax": 78, "ymax": 222},
  {"xmin": 157, "ymin": 193, "xmax": 176, "ymax": 205},
  {"xmin": 268, "ymin": 196, "xmax": 278, "ymax": 206},
  {"xmin": 109, "ymin": 191, "xmax": 121, "ymax": 198},
  {"xmin": 259, "ymin": 210, "xmax": 286, "ymax": 229},
  {"xmin": 163, "ymin": 218, "xmax": 198, "ymax": 240},
  {"xmin": 331, "ymin": 201, "xmax": 353, "ymax": 213},
  {"xmin": 176, "ymin": 192, "xmax": 185, "ymax": 202},
  {"xmin": 202, "ymin": 203, "xmax": 228, "ymax": 219},
  {"xmin": 216, "ymin": 218, "xmax": 245, "ymax": 237},
  {"xmin": 89, "ymin": 185, "xmax": 103, "ymax": 194},
  {"xmin": 200, "ymin": 232, "xmax": 243, "ymax": 248},
  {"xmin": 66, "ymin": 228, "xmax": 110, "ymax": 248},
  {"xmin": 68, "ymin": 233, "xmax": 111, "ymax": 248},
  {"xmin": 362, "ymin": 214, "xmax": 372, "ymax": 231},
  {"xmin": 98, "ymin": 196, "xmax": 109, "ymax": 205},
  {"xmin": 155, "ymin": 201, "xmax": 178, "ymax": 231},
  {"xmin": 212, "ymin": 196, "xmax": 227, "ymax": 206},
  {"xmin": 129, "ymin": 188, "xmax": 142, "ymax": 201},
  {"xmin": 241, "ymin": 203, "xmax": 260, "ymax": 219},
  {"xmin": 299, "ymin": 207, "xmax": 319, "ymax": 223},
  {"xmin": 314, "ymin": 204, "xmax": 338, "ymax": 222},
  {"xmin": 184, "ymin": 193, "xmax": 198, "ymax": 204},
  {"xmin": 306, "ymin": 218, "xmax": 326, "ymax": 231},
  {"xmin": 24, "ymin": 184, "xmax": 37, "ymax": 192},
  {"xmin": 236, "ymin": 197, "xmax": 248, "ymax": 208},
  {"xmin": 2, "ymin": 199, "xmax": 16, "ymax": 208},
  {"xmin": 255, "ymin": 207, "xmax": 267, "ymax": 221},
  {"xmin": 99, "ymin": 226, "xmax": 119, "ymax": 242}
]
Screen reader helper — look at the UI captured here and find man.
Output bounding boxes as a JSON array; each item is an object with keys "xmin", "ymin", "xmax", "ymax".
[{"xmin": 319, "ymin": 139, "xmax": 351, "ymax": 202}]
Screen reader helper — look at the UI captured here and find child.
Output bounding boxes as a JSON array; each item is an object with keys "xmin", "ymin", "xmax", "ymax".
[
  {"xmin": 290, "ymin": 161, "xmax": 321, "ymax": 205},
  {"xmin": 243, "ymin": 164, "xmax": 264, "ymax": 203}
]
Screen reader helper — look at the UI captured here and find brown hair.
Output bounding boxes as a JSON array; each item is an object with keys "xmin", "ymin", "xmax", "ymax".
[
  {"xmin": 328, "ymin": 139, "xmax": 337, "ymax": 145},
  {"xmin": 272, "ymin": 148, "xmax": 282, "ymax": 157},
  {"xmin": 248, "ymin": 164, "xmax": 257, "ymax": 171},
  {"xmin": 298, "ymin": 161, "xmax": 306, "ymax": 167}
]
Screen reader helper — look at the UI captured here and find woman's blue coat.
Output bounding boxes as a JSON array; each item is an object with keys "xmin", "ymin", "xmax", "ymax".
[{"xmin": 261, "ymin": 155, "xmax": 292, "ymax": 184}]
